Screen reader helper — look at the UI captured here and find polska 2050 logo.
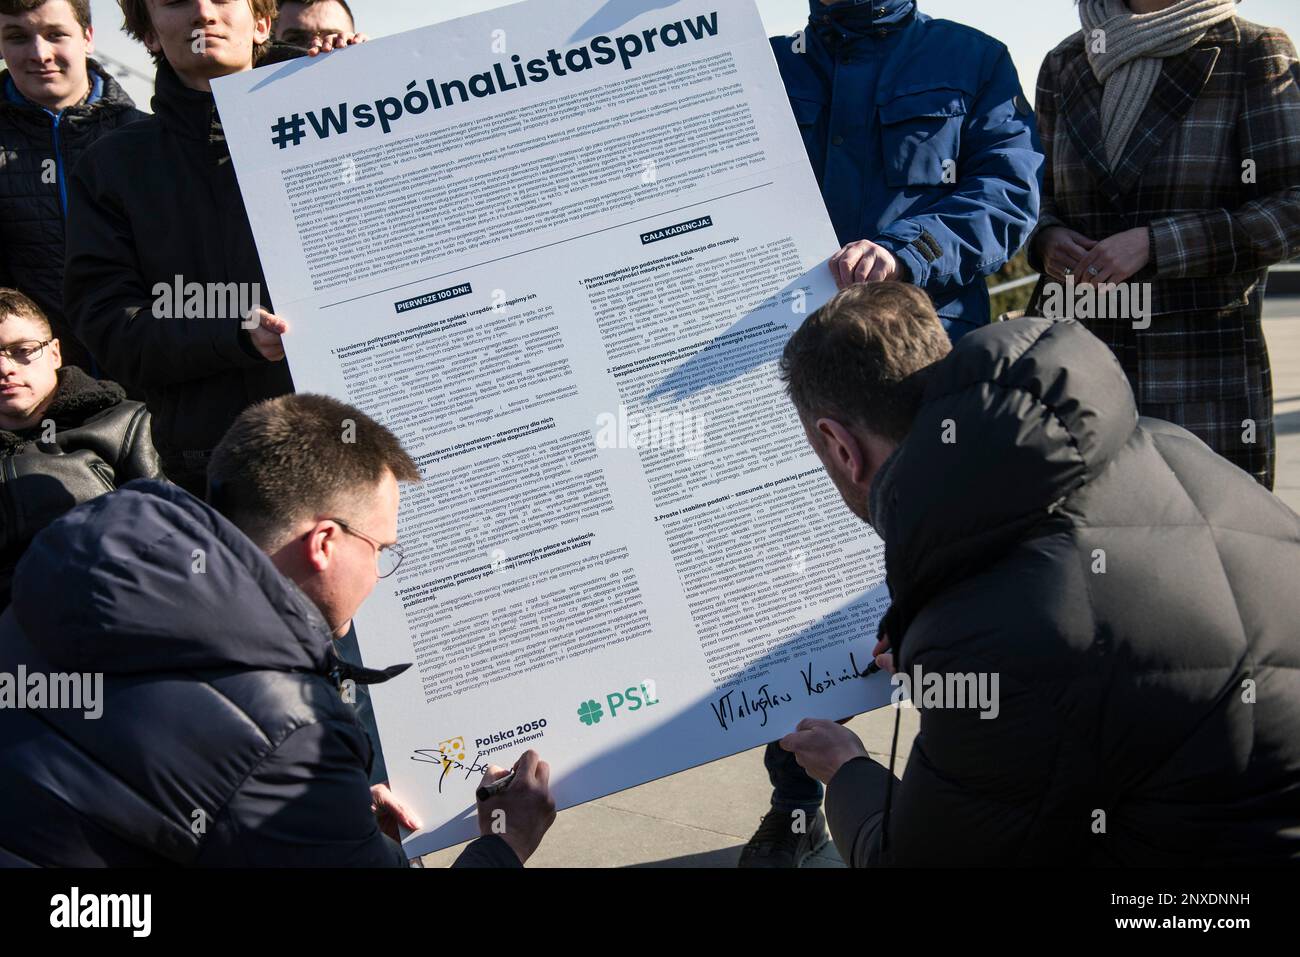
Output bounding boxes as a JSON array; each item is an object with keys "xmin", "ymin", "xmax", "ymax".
[{"xmin": 577, "ymin": 680, "xmax": 660, "ymax": 726}]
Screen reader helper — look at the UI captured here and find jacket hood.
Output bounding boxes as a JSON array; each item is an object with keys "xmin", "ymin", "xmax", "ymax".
[
  {"xmin": 11, "ymin": 479, "xmax": 335, "ymax": 676},
  {"xmin": 809, "ymin": 0, "xmax": 917, "ymax": 38},
  {"xmin": 877, "ymin": 318, "xmax": 1138, "ymax": 648},
  {"xmin": 83, "ymin": 59, "xmax": 137, "ymax": 113}
]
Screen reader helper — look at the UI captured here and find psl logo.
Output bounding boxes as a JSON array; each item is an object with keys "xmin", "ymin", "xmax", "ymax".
[{"xmin": 577, "ymin": 681, "xmax": 661, "ymax": 726}]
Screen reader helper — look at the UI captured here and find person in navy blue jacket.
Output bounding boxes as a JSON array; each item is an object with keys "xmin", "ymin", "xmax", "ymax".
[
  {"xmin": 742, "ymin": 0, "xmax": 1043, "ymax": 868},
  {"xmin": 771, "ymin": 0, "xmax": 1042, "ymax": 340},
  {"xmin": 0, "ymin": 394, "xmax": 555, "ymax": 868}
]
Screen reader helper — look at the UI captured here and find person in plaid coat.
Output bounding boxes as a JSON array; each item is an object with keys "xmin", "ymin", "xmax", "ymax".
[{"xmin": 1027, "ymin": 2, "xmax": 1300, "ymax": 489}]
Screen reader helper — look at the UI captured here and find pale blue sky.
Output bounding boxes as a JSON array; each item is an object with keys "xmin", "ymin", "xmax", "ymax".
[{"xmin": 72, "ymin": 0, "xmax": 1300, "ymax": 111}]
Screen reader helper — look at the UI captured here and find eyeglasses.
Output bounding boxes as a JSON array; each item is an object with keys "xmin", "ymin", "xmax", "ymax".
[
  {"xmin": 328, "ymin": 518, "xmax": 405, "ymax": 578},
  {"xmin": 0, "ymin": 339, "xmax": 52, "ymax": 364}
]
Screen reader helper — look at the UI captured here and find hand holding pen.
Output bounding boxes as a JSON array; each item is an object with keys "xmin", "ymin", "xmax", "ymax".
[
  {"xmin": 474, "ymin": 750, "xmax": 557, "ymax": 865},
  {"xmin": 867, "ymin": 633, "xmax": 895, "ymax": 676}
]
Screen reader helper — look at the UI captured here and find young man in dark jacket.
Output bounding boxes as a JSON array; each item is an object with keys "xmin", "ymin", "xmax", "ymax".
[
  {"xmin": 778, "ymin": 283, "xmax": 1300, "ymax": 865},
  {"xmin": 61, "ymin": 0, "xmax": 355, "ymax": 496},
  {"xmin": 0, "ymin": 0, "xmax": 145, "ymax": 373},
  {"xmin": 0, "ymin": 287, "xmax": 162, "ymax": 607},
  {"xmin": 0, "ymin": 393, "xmax": 556, "ymax": 867}
]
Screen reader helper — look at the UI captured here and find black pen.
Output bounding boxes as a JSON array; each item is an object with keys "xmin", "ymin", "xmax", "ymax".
[
  {"xmin": 476, "ymin": 768, "xmax": 516, "ymax": 802},
  {"xmin": 864, "ymin": 643, "xmax": 892, "ymax": 676}
]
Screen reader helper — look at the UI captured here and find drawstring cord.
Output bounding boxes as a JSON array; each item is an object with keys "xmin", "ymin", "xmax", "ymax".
[{"xmin": 880, "ymin": 701, "xmax": 901, "ymax": 858}]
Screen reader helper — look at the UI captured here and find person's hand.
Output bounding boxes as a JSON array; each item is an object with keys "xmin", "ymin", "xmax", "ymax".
[
  {"xmin": 371, "ymin": 782, "xmax": 421, "ymax": 841},
  {"xmin": 1037, "ymin": 226, "xmax": 1097, "ymax": 281},
  {"xmin": 307, "ymin": 32, "xmax": 370, "ymax": 56},
  {"xmin": 779, "ymin": 717, "xmax": 869, "ymax": 785},
  {"xmin": 246, "ymin": 307, "xmax": 288, "ymax": 361},
  {"xmin": 475, "ymin": 750, "xmax": 556, "ymax": 864},
  {"xmin": 1074, "ymin": 227, "xmax": 1150, "ymax": 285},
  {"xmin": 829, "ymin": 239, "xmax": 900, "ymax": 288},
  {"xmin": 872, "ymin": 633, "xmax": 896, "ymax": 676}
]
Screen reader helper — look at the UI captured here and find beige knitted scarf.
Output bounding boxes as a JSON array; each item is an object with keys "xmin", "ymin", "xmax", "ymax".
[{"xmin": 1079, "ymin": 0, "xmax": 1236, "ymax": 167}]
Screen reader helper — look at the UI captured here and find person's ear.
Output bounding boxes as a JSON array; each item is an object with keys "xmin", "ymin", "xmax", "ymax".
[
  {"xmin": 84, "ymin": 25, "xmax": 95, "ymax": 55},
  {"xmin": 304, "ymin": 520, "xmax": 337, "ymax": 573},
  {"xmin": 815, "ymin": 417, "xmax": 867, "ymax": 484},
  {"xmin": 48, "ymin": 338, "xmax": 61, "ymax": 370},
  {"xmin": 143, "ymin": 28, "xmax": 162, "ymax": 56},
  {"xmin": 252, "ymin": 13, "xmax": 273, "ymax": 46}
]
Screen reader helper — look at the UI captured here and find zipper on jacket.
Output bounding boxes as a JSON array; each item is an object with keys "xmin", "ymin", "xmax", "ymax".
[
  {"xmin": 47, "ymin": 102, "xmax": 104, "ymax": 378},
  {"xmin": 1, "ymin": 455, "xmax": 19, "ymax": 538},
  {"xmin": 51, "ymin": 111, "xmax": 68, "ymax": 219},
  {"xmin": 89, "ymin": 460, "xmax": 116, "ymax": 494}
]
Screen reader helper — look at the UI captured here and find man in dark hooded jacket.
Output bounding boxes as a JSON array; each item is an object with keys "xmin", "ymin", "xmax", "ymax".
[
  {"xmin": 747, "ymin": 0, "xmax": 1042, "ymax": 866},
  {"xmin": 778, "ymin": 283, "xmax": 1300, "ymax": 865},
  {"xmin": 0, "ymin": 393, "xmax": 556, "ymax": 867},
  {"xmin": 0, "ymin": 0, "xmax": 146, "ymax": 373}
]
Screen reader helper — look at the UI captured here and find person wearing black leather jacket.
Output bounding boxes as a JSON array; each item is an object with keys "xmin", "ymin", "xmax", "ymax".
[{"xmin": 0, "ymin": 287, "xmax": 162, "ymax": 607}]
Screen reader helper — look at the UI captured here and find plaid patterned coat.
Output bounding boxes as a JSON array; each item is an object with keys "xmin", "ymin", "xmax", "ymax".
[{"xmin": 1026, "ymin": 17, "xmax": 1300, "ymax": 488}]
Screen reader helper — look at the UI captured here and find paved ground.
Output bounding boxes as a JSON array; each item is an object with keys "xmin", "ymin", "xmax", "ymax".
[
  {"xmin": 420, "ymin": 295, "xmax": 1300, "ymax": 868},
  {"xmin": 420, "ymin": 706, "xmax": 920, "ymax": 868}
]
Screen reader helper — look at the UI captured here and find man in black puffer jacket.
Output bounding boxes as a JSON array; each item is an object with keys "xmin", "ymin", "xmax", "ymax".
[
  {"xmin": 0, "ymin": 287, "xmax": 161, "ymax": 607},
  {"xmin": 778, "ymin": 283, "xmax": 1300, "ymax": 866},
  {"xmin": 0, "ymin": 393, "xmax": 555, "ymax": 867},
  {"xmin": 0, "ymin": 0, "xmax": 145, "ymax": 373}
]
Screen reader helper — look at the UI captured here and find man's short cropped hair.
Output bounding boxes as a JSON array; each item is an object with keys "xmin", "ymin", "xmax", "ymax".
[
  {"xmin": 0, "ymin": 0, "xmax": 91, "ymax": 31},
  {"xmin": 779, "ymin": 282, "xmax": 952, "ymax": 443},
  {"xmin": 0, "ymin": 288, "xmax": 53, "ymax": 339},
  {"xmin": 278, "ymin": 0, "xmax": 353, "ymax": 27},
  {"xmin": 117, "ymin": 0, "xmax": 278, "ymax": 62},
  {"xmin": 207, "ymin": 394, "xmax": 421, "ymax": 549}
]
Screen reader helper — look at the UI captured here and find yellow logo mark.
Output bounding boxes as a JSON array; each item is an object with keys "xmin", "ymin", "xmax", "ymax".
[{"xmin": 436, "ymin": 736, "xmax": 466, "ymax": 772}]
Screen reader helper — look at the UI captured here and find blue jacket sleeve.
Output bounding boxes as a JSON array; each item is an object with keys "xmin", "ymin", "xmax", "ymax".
[{"xmin": 876, "ymin": 49, "xmax": 1043, "ymax": 292}]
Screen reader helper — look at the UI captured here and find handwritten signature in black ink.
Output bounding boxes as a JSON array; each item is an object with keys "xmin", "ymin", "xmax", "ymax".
[{"xmin": 412, "ymin": 748, "xmax": 492, "ymax": 793}]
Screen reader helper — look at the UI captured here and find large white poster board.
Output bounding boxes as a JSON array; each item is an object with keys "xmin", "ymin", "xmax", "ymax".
[{"xmin": 214, "ymin": 0, "xmax": 893, "ymax": 857}]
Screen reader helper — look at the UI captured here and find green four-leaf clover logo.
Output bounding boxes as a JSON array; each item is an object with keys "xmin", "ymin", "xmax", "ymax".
[{"xmin": 577, "ymin": 699, "xmax": 604, "ymax": 726}]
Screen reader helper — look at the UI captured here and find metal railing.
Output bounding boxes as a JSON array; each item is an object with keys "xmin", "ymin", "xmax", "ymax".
[
  {"xmin": 987, "ymin": 263, "xmax": 1300, "ymax": 298},
  {"xmin": 987, "ymin": 274, "xmax": 1041, "ymax": 296}
]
